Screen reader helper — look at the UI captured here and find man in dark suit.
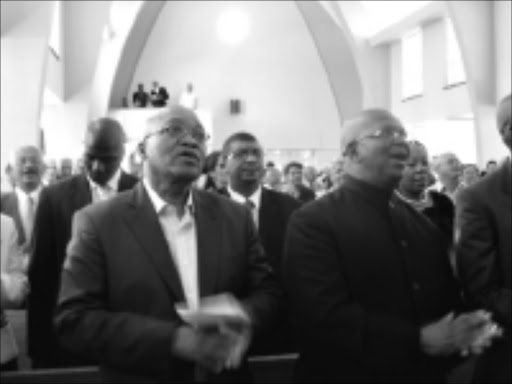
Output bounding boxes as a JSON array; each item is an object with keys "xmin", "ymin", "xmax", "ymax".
[
  {"xmin": 456, "ymin": 93, "xmax": 511, "ymax": 383},
  {"xmin": 222, "ymin": 132, "xmax": 299, "ymax": 355},
  {"xmin": 54, "ymin": 105, "xmax": 280, "ymax": 382},
  {"xmin": 28, "ymin": 117, "xmax": 138, "ymax": 368},
  {"xmin": 283, "ymin": 109, "xmax": 499, "ymax": 382},
  {"xmin": 1, "ymin": 145, "xmax": 45, "ymax": 251},
  {"xmin": 282, "ymin": 162, "xmax": 315, "ymax": 204}
]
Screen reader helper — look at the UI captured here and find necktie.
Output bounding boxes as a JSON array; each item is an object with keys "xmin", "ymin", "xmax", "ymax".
[
  {"xmin": 244, "ymin": 199, "xmax": 257, "ymax": 228},
  {"xmin": 25, "ymin": 195, "xmax": 35, "ymax": 241}
]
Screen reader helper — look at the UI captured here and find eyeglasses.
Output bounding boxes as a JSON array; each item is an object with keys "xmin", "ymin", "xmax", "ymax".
[
  {"xmin": 144, "ymin": 124, "xmax": 210, "ymax": 144},
  {"xmin": 343, "ymin": 126, "xmax": 407, "ymax": 156},
  {"xmin": 228, "ymin": 148, "xmax": 263, "ymax": 160},
  {"xmin": 356, "ymin": 126, "xmax": 407, "ymax": 142}
]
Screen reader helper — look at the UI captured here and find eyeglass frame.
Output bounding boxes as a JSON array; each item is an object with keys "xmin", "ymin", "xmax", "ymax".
[
  {"xmin": 142, "ymin": 122, "xmax": 210, "ymax": 145},
  {"xmin": 343, "ymin": 126, "xmax": 407, "ymax": 156}
]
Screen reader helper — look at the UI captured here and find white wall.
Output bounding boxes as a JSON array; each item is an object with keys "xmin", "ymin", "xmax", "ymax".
[
  {"xmin": 0, "ymin": 1, "xmax": 53, "ymax": 172},
  {"xmin": 494, "ymin": 0, "xmax": 512, "ymax": 100},
  {"xmin": 390, "ymin": 19, "xmax": 472, "ymax": 124},
  {"xmin": 388, "ymin": 18, "xmax": 483, "ymax": 163},
  {"xmin": 130, "ymin": 1, "xmax": 340, "ymax": 154}
]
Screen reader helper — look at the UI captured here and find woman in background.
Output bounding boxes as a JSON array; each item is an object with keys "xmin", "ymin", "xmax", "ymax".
[{"xmin": 397, "ymin": 141, "xmax": 455, "ymax": 248}]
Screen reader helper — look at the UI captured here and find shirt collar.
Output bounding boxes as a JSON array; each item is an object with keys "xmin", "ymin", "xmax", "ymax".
[
  {"xmin": 87, "ymin": 169, "xmax": 121, "ymax": 192},
  {"xmin": 228, "ymin": 185, "xmax": 262, "ymax": 211},
  {"xmin": 15, "ymin": 185, "xmax": 42, "ymax": 202},
  {"xmin": 143, "ymin": 178, "xmax": 194, "ymax": 216}
]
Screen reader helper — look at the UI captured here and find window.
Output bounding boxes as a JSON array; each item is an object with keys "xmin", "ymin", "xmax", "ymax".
[
  {"xmin": 401, "ymin": 28, "xmax": 423, "ymax": 100},
  {"xmin": 49, "ymin": 1, "xmax": 62, "ymax": 59},
  {"xmin": 445, "ymin": 18, "xmax": 466, "ymax": 86}
]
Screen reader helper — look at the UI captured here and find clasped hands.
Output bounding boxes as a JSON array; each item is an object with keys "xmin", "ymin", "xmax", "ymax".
[
  {"xmin": 173, "ymin": 294, "xmax": 252, "ymax": 373},
  {"xmin": 420, "ymin": 310, "xmax": 503, "ymax": 357}
]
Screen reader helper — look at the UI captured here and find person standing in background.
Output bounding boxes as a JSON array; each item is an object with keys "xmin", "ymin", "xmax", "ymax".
[
  {"xmin": 222, "ymin": 132, "xmax": 299, "ymax": 355},
  {"xmin": 28, "ymin": 117, "xmax": 138, "ymax": 369},
  {"xmin": 1, "ymin": 146, "xmax": 45, "ymax": 253},
  {"xmin": 456, "ymin": 94, "xmax": 511, "ymax": 383}
]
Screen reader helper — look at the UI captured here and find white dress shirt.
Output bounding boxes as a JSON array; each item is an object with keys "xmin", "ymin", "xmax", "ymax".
[
  {"xmin": 143, "ymin": 179, "xmax": 199, "ymax": 310},
  {"xmin": 228, "ymin": 185, "xmax": 262, "ymax": 229},
  {"xmin": 87, "ymin": 169, "xmax": 121, "ymax": 203},
  {"xmin": 15, "ymin": 186, "xmax": 42, "ymax": 243}
]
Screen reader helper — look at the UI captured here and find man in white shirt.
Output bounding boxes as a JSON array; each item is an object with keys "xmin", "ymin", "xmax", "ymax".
[
  {"xmin": 179, "ymin": 83, "xmax": 198, "ymax": 110},
  {"xmin": 54, "ymin": 105, "xmax": 280, "ymax": 382},
  {"xmin": 1, "ymin": 145, "xmax": 45, "ymax": 251},
  {"xmin": 222, "ymin": 132, "xmax": 299, "ymax": 355}
]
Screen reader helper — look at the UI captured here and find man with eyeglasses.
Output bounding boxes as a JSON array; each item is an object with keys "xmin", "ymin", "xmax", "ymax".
[
  {"xmin": 28, "ymin": 117, "xmax": 138, "ymax": 369},
  {"xmin": 222, "ymin": 132, "xmax": 299, "ymax": 355},
  {"xmin": 283, "ymin": 109, "xmax": 499, "ymax": 382},
  {"xmin": 54, "ymin": 106, "xmax": 281, "ymax": 382}
]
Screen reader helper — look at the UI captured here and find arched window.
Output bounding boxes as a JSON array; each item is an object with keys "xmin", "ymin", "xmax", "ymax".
[
  {"xmin": 445, "ymin": 18, "xmax": 466, "ymax": 86},
  {"xmin": 401, "ymin": 27, "xmax": 423, "ymax": 100},
  {"xmin": 49, "ymin": 1, "xmax": 62, "ymax": 60}
]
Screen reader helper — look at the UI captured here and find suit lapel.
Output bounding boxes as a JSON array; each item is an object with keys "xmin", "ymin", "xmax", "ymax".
[
  {"xmin": 123, "ymin": 184, "xmax": 185, "ymax": 302},
  {"xmin": 258, "ymin": 189, "xmax": 275, "ymax": 247},
  {"xmin": 193, "ymin": 190, "xmax": 221, "ymax": 297},
  {"xmin": 7, "ymin": 194, "xmax": 26, "ymax": 245},
  {"xmin": 500, "ymin": 159, "xmax": 511, "ymax": 196},
  {"xmin": 71, "ymin": 175, "xmax": 93, "ymax": 211}
]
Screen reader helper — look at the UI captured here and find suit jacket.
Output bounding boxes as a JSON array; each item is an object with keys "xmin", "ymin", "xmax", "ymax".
[
  {"xmin": 455, "ymin": 159, "xmax": 511, "ymax": 383},
  {"xmin": 54, "ymin": 184, "xmax": 281, "ymax": 382},
  {"xmin": 27, "ymin": 172, "xmax": 138, "ymax": 368},
  {"xmin": 1, "ymin": 214, "xmax": 27, "ymax": 365},
  {"xmin": 250, "ymin": 188, "xmax": 299, "ymax": 355},
  {"xmin": 284, "ymin": 175, "xmax": 462, "ymax": 382},
  {"xmin": 1, "ymin": 191, "xmax": 32, "ymax": 247},
  {"xmin": 1, "ymin": 214, "xmax": 27, "ymax": 309},
  {"xmin": 296, "ymin": 185, "xmax": 315, "ymax": 205}
]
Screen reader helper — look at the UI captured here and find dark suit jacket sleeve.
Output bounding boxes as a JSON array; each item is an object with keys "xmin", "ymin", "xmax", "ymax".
[
  {"xmin": 240, "ymin": 207, "xmax": 282, "ymax": 337},
  {"xmin": 455, "ymin": 188, "xmax": 511, "ymax": 326},
  {"xmin": 283, "ymin": 207, "xmax": 420, "ymax": 371},
  {"xmin": 28, "ymin": 187, "xmax": 59, "ymax": 358},
  {"xmin": 54, "ymin": 209, "xmax": 179, "ymax": 376}
]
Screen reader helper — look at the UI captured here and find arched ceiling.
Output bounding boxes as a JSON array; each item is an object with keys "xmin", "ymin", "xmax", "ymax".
[{"xmin": 0, "ymin": 0, "xmax": 43, "ymax": 35}]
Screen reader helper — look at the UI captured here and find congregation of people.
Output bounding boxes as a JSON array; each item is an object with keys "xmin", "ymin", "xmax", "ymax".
[{"xmin": 0, "ymin": 94, "xmax": 510, "ymax": 383}]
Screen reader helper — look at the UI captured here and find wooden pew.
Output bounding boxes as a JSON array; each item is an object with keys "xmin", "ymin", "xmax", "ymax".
[{"xmin": 0, "ymin": 354, "xmax": 298, "ymax": 383}]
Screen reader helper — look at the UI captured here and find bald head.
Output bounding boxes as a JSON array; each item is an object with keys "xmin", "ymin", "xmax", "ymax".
[
  {"xmin": 83, "ymin": 117, "xmax": 126, "ymax": 185},
  {"xmin": 10, "ymin": 145, "xmax": 44, "ymax": 192},
  {"xmin": 85, "ymin": 117, "xmax": 126, "ymax": 156},
  {"xmin": 339, "ymin": 109, "xmax": 408, "ymax": 190},
  {"xmin": 142, "ymin": 104, "xmax": 207, "ymax": 188},
  {"xmin": 497, "ymin": 93, "xmax": 511, "ymax": 151},
  {"xmin": 340, "ymin": 109, "xmax": 402, "ymax": 155},
  {"xmin": 145, "ymin": 104, "xmax": 203, "ymax": 137}
]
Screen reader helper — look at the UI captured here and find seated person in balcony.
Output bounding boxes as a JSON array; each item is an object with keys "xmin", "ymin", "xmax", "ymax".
[
  {"xmin": 150, "ymin": 81, "xmax": 170, "ymax": 107},
  {"xmin": 179, "ymin": 82, "xmax": 198, "ymax": 110},
  {"xmin": 132, "ymin": 83, "xmax": 149, "ymax": 108}
]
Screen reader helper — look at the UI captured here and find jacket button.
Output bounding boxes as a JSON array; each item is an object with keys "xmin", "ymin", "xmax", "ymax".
[{"xmin": 412, "ymin": 283, "xmax": 420, "ymax": 291}]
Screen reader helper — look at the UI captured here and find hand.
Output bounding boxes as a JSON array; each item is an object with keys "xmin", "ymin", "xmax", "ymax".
[
  {"xmin": 420, "ymin": 312, "xmax": 458, "ymax": 356},
  {"xmin": 171, "ymin": 325, "xmax": 234, "ymax": 373},
  {"xmin": 459, "ymin": 315, "xmax": 503, "ymax": 356},
  {"xmin": 421, "ymin": 310, "xmax": 499, "ymax": 357}
]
